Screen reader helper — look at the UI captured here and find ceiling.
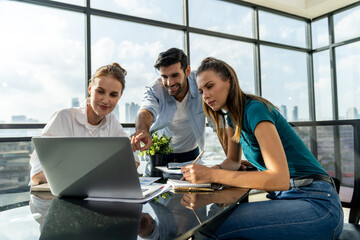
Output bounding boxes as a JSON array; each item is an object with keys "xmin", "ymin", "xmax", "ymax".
[{"xmin": 239, "ymin": 0, "xmax": 360, "ymax": 19}]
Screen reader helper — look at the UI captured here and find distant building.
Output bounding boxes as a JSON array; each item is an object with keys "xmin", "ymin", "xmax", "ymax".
[
  {"xmin": 113, "ymin": 104, "xmax": 120, "ymax": 120},
  {"xmin": 12, "ymin": 115, "xmax": 26, "ymax": 123},
  {"xmin": 27, "ymin": 118, "xmax": 39, "ymax": 123},
  {"xmin": 126, "ymin": 102, "xmax": 140, "ymax": 123},
  {"xmin": 346, "ymin": 107, "xmax": 359, "ymax": 119},
  {"xmin": 292, "ymin": 106, "xmax": 298, "ymax": 121},
  {"xmin": 72, "ymin": 97, "xmax": 79, "ymax": 107},
  {"xmin": 280, "ymin": 105, "xmax": 287, "ymax": 119}
]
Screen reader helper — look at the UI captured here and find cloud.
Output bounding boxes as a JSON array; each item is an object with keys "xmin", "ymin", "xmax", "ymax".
[
  {"xmin": 315, "ymin": 33, "xmax": 328, "ymax": 47},
  {"xmin": 280, "ymin": 27, "xmax": 295, "ymax": 39},
  {"xmin": 334, "ymin": 8, "xmax": 360, "ymax": 42},
  {"xmin": 336, "ymin": 44, "xmax": 360, "ymax": 117},
  {"xmin": 92, "ymin": 37, "xmax": 117, "ymax": 70},
  {"xmin": 190, "ymin": 34, "xmax": 255, "ymax": 92},
  {"xmin": 112, "ymin": 0, "xmax": 163, "ymax": 19},
  {"xmin": 116, "ymin": 40, "xmax": 163, "ymax": 60},
  {"xmin": 282, "ymin": 65, "xmax": 295, "ymax": 74},
  {"xmin": 259, "ymin": 24, "xmax": 269, "ymax": 39},
  {"xmin": 315, "ymin": 76, "xmax": 331, "ymax": 89},
  {"xmin": 0, "ymin": 2, "xmax": 85, "ymax": 122}
]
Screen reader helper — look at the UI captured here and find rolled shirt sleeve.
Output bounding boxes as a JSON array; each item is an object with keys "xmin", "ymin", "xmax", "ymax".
[{"xmin": 139, "ymin": 81, "xmax": 161, "ymax": 122}]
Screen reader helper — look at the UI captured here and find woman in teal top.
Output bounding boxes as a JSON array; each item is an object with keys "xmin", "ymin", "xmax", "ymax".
[
  {"xmin": 227, "ymin": 100, "xmax": 327, "ymax": 178},
  {"xmin": 181, "ymin": 57, "xmax": 343, "ymax": 240}
]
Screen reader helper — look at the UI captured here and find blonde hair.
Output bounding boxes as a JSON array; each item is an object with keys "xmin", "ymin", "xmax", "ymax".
[
  {"xmin": 196, "ymin": 57, "xmax": 276, "ymax": 152},
  {"xmin": 89, "ymin": 63, "xmax": 127, "ymax": 94}
]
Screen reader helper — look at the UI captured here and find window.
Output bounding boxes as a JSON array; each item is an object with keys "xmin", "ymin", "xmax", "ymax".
[
  {"xmin": 0, "ymin": 1, "xmax": 85, "ymax": 124},
  {"xmin": 334, "ymin": 5, "xmax": 360, "ymax": 43},
  {"xmin": 335, "ymin": 42, "xmax": 360, "ymax": 119},
  {"xmin": 311, "ymin": 17, "xmax": 329, "ymax": 49},
  {"xmin": 313, "ymin": 50, "xmax": 333, "ymax": 120},
  {"xmin": 91, "ymin": 16, "xmax": 184, "ymax": 123},
  {"xmin": 190, "ymin": 33, "xmax": 255, "ymax": 93},
  {"xmin": 259, "ymin": 10, "xmax": 307, "ymax": 48},
  {"xmin": 189, "ymin": 0, "xmax": 253, "ymax": 38},
  {"xmin": 260, "ymin": 46, "xmax": 309, "ymax": 121},
  {"xmin": 0, "ymin": 142, "xmax": 33, "ymax": 190},
  {"xmin": 50, "ymin": 0, "xmax": 85, "ymax": 6},
  {"xmin": 91, "ymin": 0, "xmax": 183, "ymax": 24}
]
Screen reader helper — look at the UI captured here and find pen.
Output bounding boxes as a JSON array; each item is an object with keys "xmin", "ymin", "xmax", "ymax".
[
  {"xmin": 174, "ymin": 187, "xmax": 214, "ymax": 192},
  {"xmin": 192, "ymin": 150, "xmax": 204, "ymax": 165},
  {"xmin": 192, "ymin": 209, "xmax": 202, "ymax": 224}
]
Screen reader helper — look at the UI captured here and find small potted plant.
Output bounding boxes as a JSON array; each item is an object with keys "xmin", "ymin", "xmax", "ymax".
[{"xmin": 140, "ymin": 131, "xmax": 174, "ymax": 168}]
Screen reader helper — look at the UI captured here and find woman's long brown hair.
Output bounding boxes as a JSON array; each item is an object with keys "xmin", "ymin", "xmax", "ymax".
[{"xmin": 196, "ymin": 57, "xmax": 276, "ymax": 153}]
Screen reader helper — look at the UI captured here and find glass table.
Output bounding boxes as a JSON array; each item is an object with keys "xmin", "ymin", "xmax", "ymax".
[{"xmin": 0, "ymin": 186, "xmax": 249, "ymax": 240}]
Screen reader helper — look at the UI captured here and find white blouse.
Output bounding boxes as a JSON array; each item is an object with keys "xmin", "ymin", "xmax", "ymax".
[{"xmin": 29, "ymin": 101, "xmax": 139, "ymax": 184}]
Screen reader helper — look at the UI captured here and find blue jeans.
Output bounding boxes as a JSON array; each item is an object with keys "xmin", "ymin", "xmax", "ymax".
[{"xmin": 212, "ymin": 181, "xmax": 344, "ymax": 240}]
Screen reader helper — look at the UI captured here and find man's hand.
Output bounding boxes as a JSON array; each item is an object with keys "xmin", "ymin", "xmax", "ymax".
[{"xmin": 130, "ymin": 130, "xmax": 152, "ymax": 152}]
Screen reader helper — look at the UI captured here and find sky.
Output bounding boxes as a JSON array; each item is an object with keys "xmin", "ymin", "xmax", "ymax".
[{"xmin": 0, "ymin": 0, "xmax": 359, "ymax": 124}]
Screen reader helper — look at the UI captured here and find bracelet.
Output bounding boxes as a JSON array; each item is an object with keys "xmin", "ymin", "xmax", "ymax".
[{"xmin": 216, "ymin": 164, "xmax": 222, "ymax": 169}]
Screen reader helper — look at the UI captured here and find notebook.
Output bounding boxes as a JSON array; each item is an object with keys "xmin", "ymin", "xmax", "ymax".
[
  {"xmin": 32, "ymin": 136, "xmax": 167, "ymax": 202},
  {"xmin": 167, "ymin": 179, "xmax": 214, "ymax": 192}
]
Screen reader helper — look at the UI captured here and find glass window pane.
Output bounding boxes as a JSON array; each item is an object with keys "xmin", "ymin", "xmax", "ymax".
[
  {"xmin": 339, "ymin": 126, "xmax": 355, "ymax": 191},
  {"xmin": 334, "ymin": 5, "xmax": 360, "ymax": 43},
  {"xmin": 317, "ymin": 126, "xmax": 335, "ymax": 176},
  {"xmin": 259, "ymin": 10, "xmax": 307, "ymax": 48},
  {"xmin": 0, "ymin": 1, "xmax": 85, "ymax": 124},
  {"xmin": 91, "ymin": 16, "xmax": 184, "ymax": 123},
  {"xmin": 336, "ymin": 42, "xmax": 360, "ymax": 119},
  {"xmin": 313, "ymin": 50, "xmax": 333, "ymax": 120},
  {"xmin": 91, "ymin": 0, "xmax": 183, "ymax": 25},
  {"xmin": 190, "ymin": 33, "xmax": 255, "ymax": 94},
  {"xmin": 0, "ymin": 142, "xmax": 33, "ymax": 190},
  {"xmin": 261, "ymin": 46, "xmax": 309, "ymax": 121},
  {"xmin": 189, "ymin": 0, "xmax": 253, "ymax": 38},
  {"xmin": 339, "ymin": 125, "xmax": 355, "ymax": 189},
  {"xmin": 50, "ymin": 0, "xmax": 85, "ymax": 6},
  {"xmin": 0, "ymin": 129, "xmax": 42, "ymax": 138},
  {"xmin": 204, "ymin": 127, "xmax": 226, "ymax": 165},
  {"xmin": 312, "ymin": 18, "xmax": 329, "ymax": 49},
  {"xmin": 293, "ymin": 126, "xmax": 311, "ymax": 149}
]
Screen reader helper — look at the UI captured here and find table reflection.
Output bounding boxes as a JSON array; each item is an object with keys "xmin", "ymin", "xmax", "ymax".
[{"xmin": 28, "ymin": 187, "xmax": 249, "ymax": 240}]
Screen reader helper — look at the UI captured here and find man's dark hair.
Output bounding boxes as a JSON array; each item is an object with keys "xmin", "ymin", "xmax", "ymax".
[{"xmin": 154, "ymin": 48, "xmax": 188, "ymax": 73}]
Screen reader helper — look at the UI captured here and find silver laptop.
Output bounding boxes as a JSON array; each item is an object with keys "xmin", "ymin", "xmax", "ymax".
[{"xmin": 32, "ymin": 136, "xmax": 160, "ymax": 200}]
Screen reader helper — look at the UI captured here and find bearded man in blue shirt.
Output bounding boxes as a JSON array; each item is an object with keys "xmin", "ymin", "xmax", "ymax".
[{"xmin": 130, "ymin": 48, "xmax": 205, "ymax": 166}]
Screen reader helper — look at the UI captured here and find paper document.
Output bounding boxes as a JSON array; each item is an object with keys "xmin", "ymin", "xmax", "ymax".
[
  {"xmin": 139, "ymin": 177, "xmax": 161, "ymax": 186},
  {"xmin": 85, "ymin": 184, "xmax": 170, "ymax": 203},
  {"xmin": 167, "ymin": 159, "xmax": 204, "ymax": 169},
  {"xmin": 156, "ymin": 166, "xmax": 182, "ymax": 174}
]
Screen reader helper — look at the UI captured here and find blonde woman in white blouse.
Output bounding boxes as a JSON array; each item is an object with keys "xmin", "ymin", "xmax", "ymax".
[{"xmin": 30, "ymin": 63, "xmax": 140, "ymax": 185}]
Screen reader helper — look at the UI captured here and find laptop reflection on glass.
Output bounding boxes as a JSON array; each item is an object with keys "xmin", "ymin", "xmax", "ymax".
[{"xmin": 32, "ymin": 136, "xmax": 166, "ymax": 203}]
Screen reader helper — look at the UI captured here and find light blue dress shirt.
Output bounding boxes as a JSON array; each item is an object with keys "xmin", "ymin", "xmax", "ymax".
[{"xmin": 140, "ymin": 71, "xmax": 206, "ymax": 151}]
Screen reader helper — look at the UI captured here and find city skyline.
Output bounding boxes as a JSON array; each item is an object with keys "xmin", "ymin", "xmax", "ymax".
[{"xmin": 4, "ymin": 104, "xmax": 360, "ymax": 124}]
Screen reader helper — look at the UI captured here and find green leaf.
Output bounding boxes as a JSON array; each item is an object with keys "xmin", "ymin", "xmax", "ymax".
[{"xmin": 138, "ymin": 131, "xmax": 174, "ymax": 157}]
